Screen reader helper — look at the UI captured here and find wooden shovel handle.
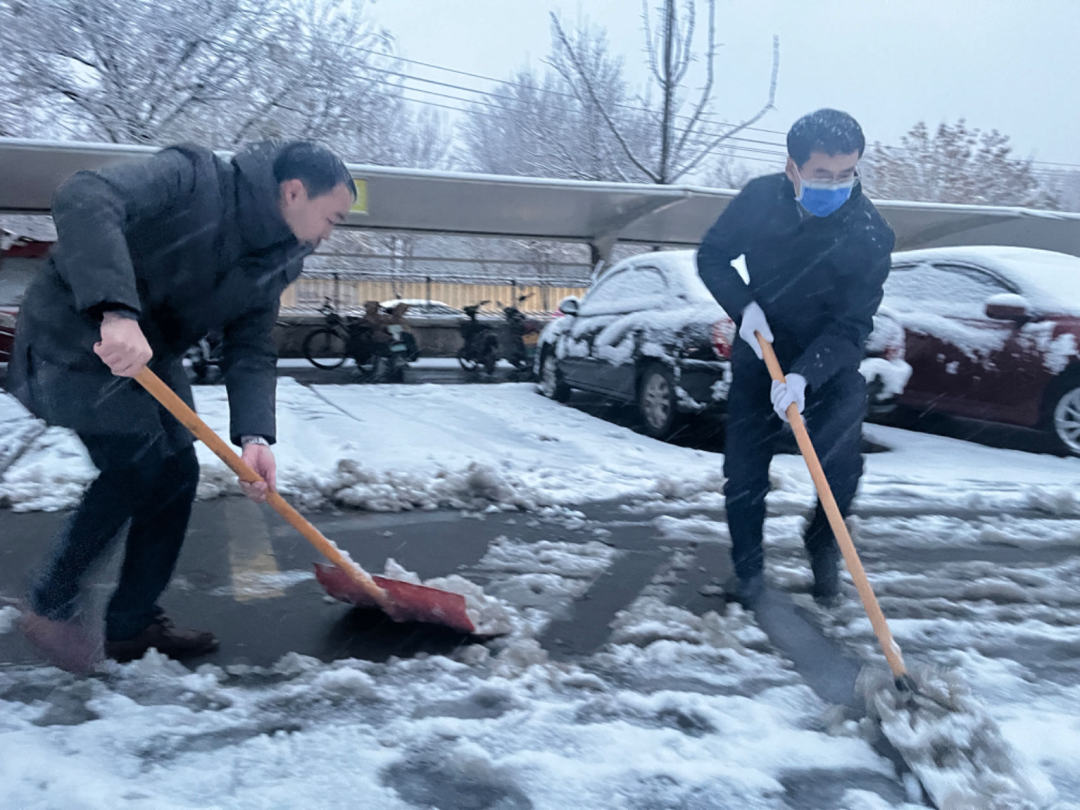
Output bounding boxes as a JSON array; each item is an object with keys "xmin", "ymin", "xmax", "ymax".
[
  {"xmin": 756, "ymin": 335, "xmax": 908, "ymax": 679},
  {"xmin": 133, "ymin": 368, "xmax": 391, "ymax": 611}
]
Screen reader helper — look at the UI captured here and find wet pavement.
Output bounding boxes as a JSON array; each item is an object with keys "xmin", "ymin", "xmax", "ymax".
[
  {"xmin": 5, "ymin": 481, "xmax": 1079, "ymax": 806},
  {"xmin": 3, "ymin": 493, "xmax": 1073, "ymax": 679},
  {"xmin": 0, "ymin": 498, "xmax": 674, "ymax": 670}
]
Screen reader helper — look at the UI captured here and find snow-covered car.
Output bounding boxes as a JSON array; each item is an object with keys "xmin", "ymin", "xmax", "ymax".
[
  {"xmin": 535, "ymin": 250, "xmax": 909, "ymax": 439},
  {"xmin": 884, "ymin": 246, "xmax": 1080, "ymax": 455}
]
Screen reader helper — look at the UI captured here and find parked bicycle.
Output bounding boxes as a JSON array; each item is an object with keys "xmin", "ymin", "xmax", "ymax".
[
  {"xmin": 301, "ymin": 299, "xmax": 350, "ymax": 370},
  {"xmin": 302, "ymin": 298, "xmax": 419, "ymax": 382}
]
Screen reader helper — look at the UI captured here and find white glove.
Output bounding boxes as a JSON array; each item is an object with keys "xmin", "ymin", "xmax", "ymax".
[
  {"xmin": 771, "ymin": 374, "xmax": 807, "ymax": 423},
  {"xmin": 739, "ymin": 302, "xmax": 774, "ymax": 360}
]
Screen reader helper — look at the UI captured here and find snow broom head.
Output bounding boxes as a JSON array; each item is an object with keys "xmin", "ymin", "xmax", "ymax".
[{"xmin": 857, "ymin": 665, "xmax": 1056, "ymax": 810}]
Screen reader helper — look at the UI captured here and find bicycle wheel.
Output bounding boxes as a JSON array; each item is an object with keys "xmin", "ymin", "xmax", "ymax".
[
  {"xmin": 303, "ymin": 328, "xmax": 348, "ymax": 369},
  {"xmin": 457, "ymin": 348, "xmax": 480, "ymax": 372}
]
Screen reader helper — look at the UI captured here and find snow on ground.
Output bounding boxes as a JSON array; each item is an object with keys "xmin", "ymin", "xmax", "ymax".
[
  {"xmin": 0, "ymin": 381, "xmax": 727, "ymax": 512},
  {"xmin": 6, "ymin": 380, "xmax": 1080, "ymax": 516},
  {"xmin": 4, "ymin": 381, "xmax": 1080, "ymax": 806},
  {"xmin": 648, "ymin": 421, "xmax": 1080, "ymax": 521},
  {"xmin": 0, "ymin": 544, "xmax": 922, "ymax": 810},
  {"xmin": 654, "ymin": 503, "xmax": 1080, "ymax": 805},
  {"xmin": 0, "ymin": 639, "xmax": 916, "ymax": 809},
  {"xmin": 0, "ymin": 510, "xmax": 920, "ymax": 808}
]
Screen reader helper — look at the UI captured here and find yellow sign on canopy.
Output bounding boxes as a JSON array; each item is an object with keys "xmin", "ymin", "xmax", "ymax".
[{"xmin": 350, "ymin": 178, "xmax": 368, "ymax": 214}]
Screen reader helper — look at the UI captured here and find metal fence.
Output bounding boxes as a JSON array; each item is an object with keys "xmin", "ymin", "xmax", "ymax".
[
  {"xmin": 282, "ymin": 276, "xmax": 586, "ymax": 315},
  {"xmin": 288, "ymin": 253, "xmax": 595, "ymax": 315}
]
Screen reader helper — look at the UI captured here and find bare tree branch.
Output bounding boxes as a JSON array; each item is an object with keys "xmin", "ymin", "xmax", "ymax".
[
  {"xmin": 670, "ymin": 33, "xmax": 779, "ymax": 182},
  {"xmin": 641, "ymin": 0, "xmax": 662, "ymax": 85},
  {"xmin": 672, "ymin": 0, "xmax": 715, "ymax": 159},
  {"xmin": 670, "ymin": 0, "xmax": 694, "ymax": 87},
  {"xmin": 549, "ymin": 12, "xmax": 659, "ymax": 182},
  {"xmin": 461, "ymin": 1, "xmax": 778, "ymax": 188}
]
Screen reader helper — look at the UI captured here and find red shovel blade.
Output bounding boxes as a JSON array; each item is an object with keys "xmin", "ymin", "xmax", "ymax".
[{"xmin": 314, "ymin": 563, "xmax": 476, "ymax": 635}]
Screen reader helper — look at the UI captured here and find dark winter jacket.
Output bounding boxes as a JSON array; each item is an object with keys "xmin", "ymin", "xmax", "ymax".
[
  {"xmin": 696, "ymin": 173, "xmax": 895, "ymax": 389},
  {"xmin": 5, "ymin": 142, "xmax": 311, "ymax": 445}
]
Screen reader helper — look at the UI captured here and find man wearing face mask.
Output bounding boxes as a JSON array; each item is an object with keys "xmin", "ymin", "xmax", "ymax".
[
  {"xmin": 696, "ymin": 109, "xmax": 895, "ymax": 607},
  {"xmin": 7, "ymin": 141, "xmax": 356, "ymax": 671}
]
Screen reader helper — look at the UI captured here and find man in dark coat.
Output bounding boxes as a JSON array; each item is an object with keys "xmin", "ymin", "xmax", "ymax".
[
  {"xmin": 696, "ymin": 109, "xmax": 895, "ymax": 606},
  {"xmin": 7, "ymin": 141, "xmax": 356, "ymax": 670}
]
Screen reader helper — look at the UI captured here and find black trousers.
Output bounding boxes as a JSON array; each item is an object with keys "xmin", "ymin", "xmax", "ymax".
[
  {"xmin": 30, "ymin": 432, "xmax": 199, "ymax": 641},
  {"xmin": 723, "ymin": 347, "xmax": 867, "ymax": 580}
]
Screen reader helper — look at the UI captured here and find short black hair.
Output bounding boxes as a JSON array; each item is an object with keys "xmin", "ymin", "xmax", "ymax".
[
  {"xmin": 273, "ymin": 141, "xmax": 357, "ymax": 200},
  {"xmin": 786, "ymin": 109, "xmax": 866, "ymax": 167}
]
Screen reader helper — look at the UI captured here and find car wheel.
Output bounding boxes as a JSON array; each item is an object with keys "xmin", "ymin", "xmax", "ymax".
[
  {"xmin": 538, "ymin": 348, "xmax": 571, "ymax": 402},
  {"xmin": 1049, "ymin": 379, "xmax": 1080, "ymax": 456},
  {"xmin": 638, "ymin": 363, "xmax": 681, "ymax": 439}
]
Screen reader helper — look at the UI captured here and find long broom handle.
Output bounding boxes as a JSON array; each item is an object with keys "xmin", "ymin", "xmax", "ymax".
[
  {"xmin": 133, "ymin": 368, "xmax": 392, "ymax": 611},
  {"xmin": 757, "ymin": 336, "xmax": 908, "ymax": 679}
]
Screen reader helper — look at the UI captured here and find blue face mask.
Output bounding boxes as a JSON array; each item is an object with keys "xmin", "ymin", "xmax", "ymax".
[{"xmin": 795, "ymin": 176, "xmax": 856, "ymax": 217}]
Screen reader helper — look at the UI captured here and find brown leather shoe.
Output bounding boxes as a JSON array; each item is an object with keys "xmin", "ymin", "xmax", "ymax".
[
  {"xmin": 104, "ymin": 616, "xmax": 219, "ymax": 663},
  {"xmin": 20, "ymin": 609, "xmax": 104, "ymax": 674}
]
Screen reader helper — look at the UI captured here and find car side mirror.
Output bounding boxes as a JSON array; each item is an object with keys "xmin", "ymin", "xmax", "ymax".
[
  {"xmin": 559, "ymin": 296, "xmax": 580, "ymax": 316},
  {"xmin": 985, "ymin": 293, "xmax": 1032, "ymax": 322}
]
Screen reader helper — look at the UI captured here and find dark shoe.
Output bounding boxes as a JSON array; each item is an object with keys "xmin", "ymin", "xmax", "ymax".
[
  {"xmin": 21, "ymin": 609, "xmax": 104, "ymax": 674},
  {"xmin": 810, "ymin": 547, "xmax": 841, "ymax": 606},
  {"xmin": 105, "ymin": 616, "xmax": 219, "ymax": 663},
  {"xmin": 725, "ymin": 573, "xmax": 766, "ymax": 607}
]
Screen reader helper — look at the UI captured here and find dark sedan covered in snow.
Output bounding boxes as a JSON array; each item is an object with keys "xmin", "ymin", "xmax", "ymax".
[
  {"xmin": 536, "ymin": 250, "xmax": 910, "ymax": 439},
  {"xmin": 884, "ymin": 246, "xmax": 1080, "ymax": 455}
]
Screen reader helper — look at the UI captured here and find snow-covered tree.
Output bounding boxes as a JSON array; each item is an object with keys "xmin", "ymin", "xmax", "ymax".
[
  {"xmin": 0, "ymin": 0, "xmax": 451, "ymax": 168},
  {"xmin": 548, "ymin": 1, "xmax": 779, "ymax": 185},
  {"xmin": 1036, "ymin": 169, "xmax": 1080, "ymax": 213},
  {"xmin": 860, "ymin": 119, "xmax": 1059, "ymax": 209},
  {"xmin": 460, "ymin": 27, "xmax": 653, "ymax": 182},
  {"xmin": 702, "ymin": 145, "xmax": 766, "ymax": 190},
  {"xmin": 461, "ymin": 2, "xmax": 778, "ymax": 186}
]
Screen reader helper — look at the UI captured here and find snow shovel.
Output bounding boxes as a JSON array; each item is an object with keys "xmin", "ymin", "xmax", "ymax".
[
  {"xmin": 756, "ymin": 336, "xmax": 1053, "ymax": 809},
  {"xmin": 134, "ymin": 368, "xmax": 477, "ymax": 635}
]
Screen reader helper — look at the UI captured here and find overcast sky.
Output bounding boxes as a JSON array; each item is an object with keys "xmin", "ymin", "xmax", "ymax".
[{"xmin": 369, "ymin": 0, "xmax": 1080, "ymax": 172}]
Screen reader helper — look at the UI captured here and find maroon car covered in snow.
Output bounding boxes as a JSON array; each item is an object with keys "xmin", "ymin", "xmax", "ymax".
[{"xmin": 884, "ymin": 246, "xmax": 1080, "ymax": 455}]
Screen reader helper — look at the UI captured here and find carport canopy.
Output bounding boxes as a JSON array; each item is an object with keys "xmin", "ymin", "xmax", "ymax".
[{"xmin": 2, "ymin": 137, "xmax": 1080, "ymax": 260}]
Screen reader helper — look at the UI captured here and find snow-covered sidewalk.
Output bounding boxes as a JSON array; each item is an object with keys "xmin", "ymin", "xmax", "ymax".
[
  {"xmin": 6, "ymin": 379, "xmax": 1080, "ymax": 516},
  {"xmin": 2, "ymin": 380, "xmax": 732, "ymax": 511}
]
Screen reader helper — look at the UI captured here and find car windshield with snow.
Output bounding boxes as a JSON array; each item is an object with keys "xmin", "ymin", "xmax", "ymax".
[
  {"xmin": 884, "ymin": 246, "xmax": 1080, "ymax": 455},
  {"xmin": 536, "ymin": 250, "xmax": 910, "ymax": 439}
]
